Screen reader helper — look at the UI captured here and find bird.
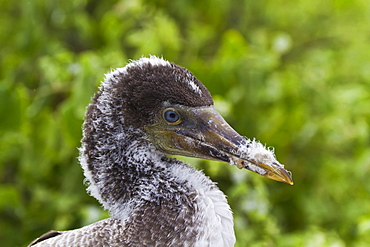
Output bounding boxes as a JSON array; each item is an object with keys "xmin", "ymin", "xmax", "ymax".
[{"xmin": 28, "ymin": 56, "xmax": 293, "ymax": 247}]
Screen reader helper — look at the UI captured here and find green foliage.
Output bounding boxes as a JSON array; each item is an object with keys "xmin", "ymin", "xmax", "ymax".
[{"xmin": 1, "ymin": 0, "xmax": 370, "ymax": 246}]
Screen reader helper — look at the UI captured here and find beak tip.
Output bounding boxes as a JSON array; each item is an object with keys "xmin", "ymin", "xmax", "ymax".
[
  {"xmin": 286, "ymin": 171, "xmax": 294, "ymax": 185},
  {"xmin": 263, "ymin": 166, "xmax": 293, "ymax": 185},
  {"xmin": 280, "ymin": 170, "xmax": 294, "ymax": 185}
]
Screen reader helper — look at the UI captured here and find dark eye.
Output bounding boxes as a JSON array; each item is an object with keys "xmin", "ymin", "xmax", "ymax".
[{"xmin": 163, "ymin": 109, "xmax": 181, "ymax": 124}]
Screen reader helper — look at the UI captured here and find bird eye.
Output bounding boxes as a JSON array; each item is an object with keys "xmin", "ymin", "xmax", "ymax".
[{"xmin": 163, "ymin": 109, "xmax": 181, "ymax": 125}]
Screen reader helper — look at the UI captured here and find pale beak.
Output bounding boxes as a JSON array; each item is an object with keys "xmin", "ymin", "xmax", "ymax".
[{"xmin": 146, "ymin": 106, "xmax": 293, "ymax": 185}]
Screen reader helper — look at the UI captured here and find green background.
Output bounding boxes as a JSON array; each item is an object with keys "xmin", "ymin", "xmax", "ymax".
[{"xmin": 1, "ymin": 0, "xmax": 370, "ymax": 246}]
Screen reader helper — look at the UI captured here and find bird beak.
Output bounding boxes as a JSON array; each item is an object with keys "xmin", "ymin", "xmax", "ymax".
[{"xmin": 146, "ymin": 106, "xmax": 293, "ymax": 185}]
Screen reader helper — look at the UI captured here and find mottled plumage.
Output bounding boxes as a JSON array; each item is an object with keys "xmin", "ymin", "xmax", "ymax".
[{"xmin": 29, "ymin": 56, "xmax": 292, "ymax": 247}]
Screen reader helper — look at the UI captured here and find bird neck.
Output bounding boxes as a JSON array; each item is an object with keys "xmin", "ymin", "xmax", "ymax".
[
  {"xmin": 79, "ymin": 119, "xmax": 168, "ymax": 217},
  {"xmin": 78, "ymin": 79, "xmax": 170, "ymax": 219}
]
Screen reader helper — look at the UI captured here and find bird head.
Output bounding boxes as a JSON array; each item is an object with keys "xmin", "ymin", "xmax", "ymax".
[{"xmin": 107, "ymin": 56, "xmax": 293, "ymax": 184}]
